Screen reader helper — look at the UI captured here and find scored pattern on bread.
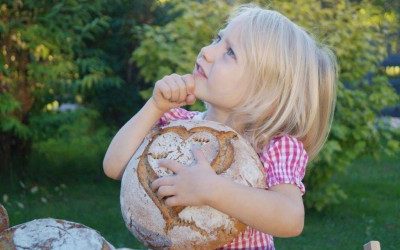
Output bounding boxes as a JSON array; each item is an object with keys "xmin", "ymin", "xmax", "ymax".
[
  {"xmin": 121, "ymin": 120, "xmax": 266, "ymax": 249},
  {"xmin": 138, "ymin": 126, "xmax": 239, "ymax": 234}
]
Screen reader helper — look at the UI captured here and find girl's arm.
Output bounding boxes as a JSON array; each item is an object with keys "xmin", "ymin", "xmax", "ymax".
[
  {"xmin": 103, "ymin": 74, "xmax": 196, "ymax": 180},
  {"xmin": 103, "ymin": 98, "xmax": 164, "ymax": 180},
  {"xmin": 207, "ymin": 178, "xmax": 304, "ymax": 237}
]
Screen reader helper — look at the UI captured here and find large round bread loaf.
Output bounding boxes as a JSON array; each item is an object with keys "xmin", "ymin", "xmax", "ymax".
[
  {"xmin": 0, "ymin": 218, "xmax": 115, "ymax": 250},
  {"xmin": 120, "ymin": 119, "xmax": 266, "ymax": 249}
]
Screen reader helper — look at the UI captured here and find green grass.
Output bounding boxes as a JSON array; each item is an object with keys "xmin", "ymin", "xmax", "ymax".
[
  {"xmin": 0, "ymin": 171, "xmax": 144, "ymax": 249},
  {"xmin": 1, "ymin": 153, "xmax": 399, "ymax": 249},
  {"xmin": 275, "ymin": 154, "xmax": 400, "ymax": 249}
]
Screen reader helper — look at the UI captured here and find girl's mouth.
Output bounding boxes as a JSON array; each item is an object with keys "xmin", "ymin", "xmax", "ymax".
[{"xmin": 194, "ymin": 63, "xmax": 207, "ymax": 79}]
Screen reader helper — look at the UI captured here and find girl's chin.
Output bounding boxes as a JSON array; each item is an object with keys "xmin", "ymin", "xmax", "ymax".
[
  {"xmin": 193, "ymin": 77, "xmax": 204, "ymax": 85},
  {"xmin": 193, "ymin": 81, "xmax": 205, "ymax": 96}
]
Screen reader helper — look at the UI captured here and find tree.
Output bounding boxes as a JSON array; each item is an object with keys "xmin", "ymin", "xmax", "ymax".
[{"xmin": 0, "ymin": 0, "xmax": 115, "ymax": 171}]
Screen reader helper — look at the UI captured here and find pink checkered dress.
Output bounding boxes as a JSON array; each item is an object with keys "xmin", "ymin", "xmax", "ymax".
[{"xmin": 156, "ymin": 108, "xmax": 308, "ymax": 250}]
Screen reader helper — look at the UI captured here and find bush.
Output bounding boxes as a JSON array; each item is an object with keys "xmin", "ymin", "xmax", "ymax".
[{"xmin": 28, "ymin": 108, "xmax": 112, "ymax": 182}]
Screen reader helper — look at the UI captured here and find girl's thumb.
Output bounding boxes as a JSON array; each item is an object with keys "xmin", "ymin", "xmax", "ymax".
[
  {"xmin": 186, "ymin": 94, "xmax": 196, "ymax": 105},
  {"xmin": 183, "ymin": 74, "xmax": 195, "ymax": 94},
  {"xmin": 191, "ymin": 145, "xmax": 206, "ymax": 163}
]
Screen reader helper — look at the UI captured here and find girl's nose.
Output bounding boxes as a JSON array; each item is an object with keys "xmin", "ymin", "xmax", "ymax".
[{"xmin": 200, "ymin": 45, "xmax": 214, "ymax": 63}]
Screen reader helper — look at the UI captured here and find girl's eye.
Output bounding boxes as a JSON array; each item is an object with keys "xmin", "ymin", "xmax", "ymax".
[
  {"xmin": 211, "ymin": 34, "xmax": 221, "ymax": 44},
  {"xmin": 211, "ymin": 35, "xmax": 235, "ymax": 58},
  {"xmin": 227, "ymin": 48, "xmax": 235, "ymax": 57}
]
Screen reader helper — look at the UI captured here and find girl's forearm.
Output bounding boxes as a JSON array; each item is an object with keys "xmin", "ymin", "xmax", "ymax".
[
  {"xmin": 103, "ymin": 98, "xmax": 164, "ymax": 180},
  {"xmin": 206, "ymin": 176, "xmax": 304, "ymax": 237}
]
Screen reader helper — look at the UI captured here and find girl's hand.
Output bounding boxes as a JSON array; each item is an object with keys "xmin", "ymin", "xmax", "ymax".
[
  {"xmin": 150, "ymin": 145, "xmax": 219, "ymax": 207},
  {"xmin": 151, "ymin": 73, "xmax": 196, "ymax": 113}
]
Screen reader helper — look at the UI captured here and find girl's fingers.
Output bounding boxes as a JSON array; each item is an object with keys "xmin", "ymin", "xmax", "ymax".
[
  {"xmin": 183, "ymin": 74, "xmax": 195, "ymax": 95},
  {"xmin": 158, "ymin": 159, "xmax": 183, "ymax": 173},
  {"xmin": 185, "ymin": 94, "xmax": 196, "ymax": 105},
  {"xmin": 158, "ymin": 81, "xmax": 172, "ymax": 100},
  {"xmin": 170, "ymin": 74, "xmax": 183, "ymax": 102},
  {"xmin": 165, "ymin": 196, "xmax": 180, "ymax": 207},
  {"xmin": 155, "ymin": 73, "xmax": 195, "ymax": 106},
  {"xmin": 167, "ymin": 78, "xmax": 180, "ymax": 102},
  {"xmin": 151, "ymin": 176, "xmax": 175, "ymax": 191},
  {"xmin": 176, "ymin": 78, "xmax": 187, "ymax": 103},
  {"xmin": 157, "ymin": 185, "xmax": 176, "ymax": 199}
]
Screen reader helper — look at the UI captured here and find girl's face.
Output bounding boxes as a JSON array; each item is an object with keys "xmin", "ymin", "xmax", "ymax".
[{"xmin": 193, "ymin": 17, "xmax": 249, "ymax": 110}]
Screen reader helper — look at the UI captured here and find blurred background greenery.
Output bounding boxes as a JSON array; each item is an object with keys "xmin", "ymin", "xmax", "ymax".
[{"xmin": 1, "ymin": 0, "xmax": 399, "ymax": 249}]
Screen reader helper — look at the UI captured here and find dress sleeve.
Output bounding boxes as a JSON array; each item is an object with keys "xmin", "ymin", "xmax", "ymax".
[
  {"xmin": 155, "ymin": 107, "xmax": 199, "ymax": 127},
  {"xmin": 259, "ymin": 135, "xmax": 308, "ymax": 195}
]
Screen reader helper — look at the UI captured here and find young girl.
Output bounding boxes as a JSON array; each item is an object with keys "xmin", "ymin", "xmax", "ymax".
[{"xmin": 103, "ymin": 3, "xmax": 337, "ymax": 249}]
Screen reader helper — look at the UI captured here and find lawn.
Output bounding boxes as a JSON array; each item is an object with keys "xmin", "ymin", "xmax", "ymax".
[
  {"xmin": 274, "ymin": 154, "xmax": 400, "ymax": 249},
  {"xmin": 1, "ymin": 153, "xmax": 399, "ymax": 249}
]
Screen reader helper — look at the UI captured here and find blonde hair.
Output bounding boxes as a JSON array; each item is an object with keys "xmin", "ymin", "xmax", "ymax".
[{"xmin": 213, "ymin": 3, "xmax": 338, "ymax": 161}]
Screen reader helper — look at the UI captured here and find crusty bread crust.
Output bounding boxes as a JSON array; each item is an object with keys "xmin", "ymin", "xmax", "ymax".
[
  {"xmin": 0, "ymin": 218, "xmax": 115, "ymax": 249},
  {"xmin": 121, "ymin": 120, "xmax": 265, "ymax": 249}
]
